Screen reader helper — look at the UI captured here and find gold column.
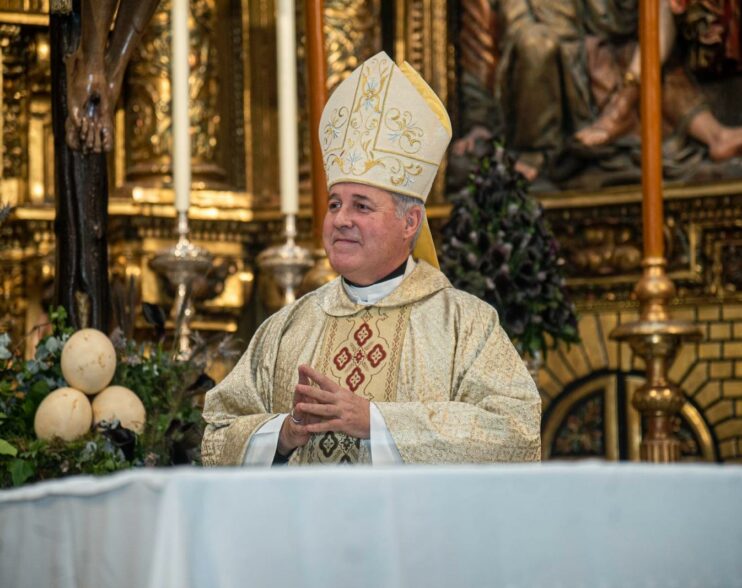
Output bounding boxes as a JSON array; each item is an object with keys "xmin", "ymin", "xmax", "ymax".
[
  {"xmin": 306, "ymin": 0, "xmax": 328, "ymax": 247},
  {"xmin": 610, "ymin": 0, "xmax": 702, "ymax": 463},
  {"xmin": 124, "ymin": 0, "xmax": 225, "ymax": 189}
]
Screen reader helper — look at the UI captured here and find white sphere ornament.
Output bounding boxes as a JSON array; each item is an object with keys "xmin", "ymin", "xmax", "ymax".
[
  {"xmin": 34, "ymin": 387, "xmax": 93, "ymax": 441},
  {"xmin": 92, "ymin": 386, "xmax": 146, "ymax": 434},
  {"xmin": 61, "ymin": 328, "xmax": 117, "ymax": 394}
]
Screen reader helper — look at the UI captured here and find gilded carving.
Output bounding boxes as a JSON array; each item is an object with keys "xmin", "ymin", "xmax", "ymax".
[
  {"xmin": 323, "ymin": 0, "xmax": 381, "ymax": 91},
  {"xmin": 394, "ymin": 0, "xmax": 449, "ymax": 204},
  {"xmin": 554, "ymin": 216, "xmax": 692, "ymax": 281},
  {"xmin": 544, "ymin": 194, "xmax": 704, "ymax": 296},
  {"xmin": 0, "ymin": 0, "xmax": 48, "ymax": 12},
  {"xmin": 294, "ymin": 0, "xmax": 382, "ymax": 199},
  {"xmin": 457, "ymin": 0, "xmax": 496, "ymax": 95},
  {"xmin": 1, "ymin": 25, "xmax": 26, "ymax": 184},
  {"xmin": 394, "ymin": 0, "xmax": 448, "ymax": 101},
  {"xmin": 27, "ymin": 32, "xmax": 52, "ymax": 204},
  {"xmin": 125, "ymin": 0, "xmax": 223, "ymax": 186},
  {"xmin": 568, "ymin": 225, "xmax": 643, "ymax": 277}
]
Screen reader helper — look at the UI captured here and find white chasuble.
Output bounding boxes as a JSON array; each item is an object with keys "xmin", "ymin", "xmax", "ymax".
[
  {"xmin": 202, "ymin": 261, "xmax": 542, "ymax": 466},
  {"xmin": 292, "ymin": 305, "xmax": 410, "ymax": 464}
]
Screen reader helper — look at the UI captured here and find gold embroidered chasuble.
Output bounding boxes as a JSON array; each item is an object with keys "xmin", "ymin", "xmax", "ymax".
[
  {"xmin": 202, "ymin": 261, "xmax": 542, "ymax": 466},
  {"xmin": 296, "ymin": 305, "xmax": 410, "ymax": 464}
]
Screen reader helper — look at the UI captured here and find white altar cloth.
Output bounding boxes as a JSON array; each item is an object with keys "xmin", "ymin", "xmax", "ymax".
[{"xmin": 1, "ymin": 463, "xmax": 741, "ymax": 588}]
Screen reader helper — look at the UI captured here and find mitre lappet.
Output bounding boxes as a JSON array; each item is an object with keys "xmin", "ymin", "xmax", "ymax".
[{"xmin": 319, "ymin": 51, "xmax": 452, "ymax": 266}]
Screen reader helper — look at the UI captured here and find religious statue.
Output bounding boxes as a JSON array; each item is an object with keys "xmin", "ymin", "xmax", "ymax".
[
  {"xmin": 575, "ymin": 0, "xmax": 742, "ymax": 161},
  {"xmin": 450, "ymin": 0, "xmax": 742, "ymax": 190},
  {"xmin": 65, "ymin": 0, "xmax": 161, "ymax": 153},
  {"xmin": 51, "ymin": 0, "xmax": 159, "ymax": 331}
]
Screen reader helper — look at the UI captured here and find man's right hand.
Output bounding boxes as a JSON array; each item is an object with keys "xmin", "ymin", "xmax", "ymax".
[
  {"xmin": 276, "ymin": 368, "xmax": 319, "ymax": 456},
  {"xmin": 276, "ymin": 415, "xmax": 309, "ymax": 457}
]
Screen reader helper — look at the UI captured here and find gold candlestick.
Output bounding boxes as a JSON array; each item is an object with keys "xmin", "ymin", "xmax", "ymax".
[
  {"xmin": 610, "ymin": 0, "xmax": 702, "ymax": 462},
  {"xmin": 611, "ymin": 259, "xmax": 701, "ymax": 462}
]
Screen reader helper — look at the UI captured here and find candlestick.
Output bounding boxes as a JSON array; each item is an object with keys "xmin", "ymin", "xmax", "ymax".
[
  {"xmin": 300, "ymin": 0, "xmax": 338, "ymax": 295},
  {"xmin": 610, "ymin": 0, "xmax": 702, "ymax": 463},
  {"xmin": 640, "ymin": 0, "xmax": 663, "ymax": 258},
  {"xmin": 276, "ymin": 0, "xmax": 299, "ymax": 215},
  {"xmin": 306, "ymin": 0, "xmax": 328, "ymax": 246},
  {"xmin": 257, "ymin": 214, "xmax": 313, "ymax": 308},
  {"xmin": 150, "ymin": 212, "xmax": 213, "ymax": 360},
  {"xmin": 171, "ymin": 0, "xmax": 191, "ymax": 213}
]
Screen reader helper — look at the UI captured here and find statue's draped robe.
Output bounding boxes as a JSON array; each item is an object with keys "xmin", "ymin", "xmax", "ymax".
[
  {"xmin": 202, "ymin": 262, "xmax": 541, "ymax": 465},
  {"xmin": 497, "ymin": 0, "xmax": 638, "ymax": 157},
  {"xmin": 495, "ymin": 0, "xmax": 718, "ymax": 165}
]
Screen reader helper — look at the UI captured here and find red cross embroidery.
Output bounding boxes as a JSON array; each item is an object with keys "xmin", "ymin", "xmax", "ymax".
[
  {"xmin": 354, "ymin": 323, "xmax": 372, "ymax": 347},
  {"xmin": 346, "ymin": 367, "xmax": 365, "ymax": 392},
  {"xmin": 368, "ymin": 343, "xmax": 387, "ymax": 368},
  {"xmin": 354, "ymin": 349, "xmax": 365, "ymax": 363},
  {"xmin": 334, "ymin": 347, "xmax": 351, "ymax": 370}
]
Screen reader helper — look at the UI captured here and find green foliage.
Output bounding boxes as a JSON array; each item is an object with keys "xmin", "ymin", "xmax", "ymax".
[
  {"xmin": 112, "ymin": 335, "xmax": 205, "ymax": 466},
  {"xmin": 440, "ymin": 144, "xmax": 579, "ymax": 356},
  {"xmin": 0, "ymin": 307, "xmax": 216, "ymax": 488}
]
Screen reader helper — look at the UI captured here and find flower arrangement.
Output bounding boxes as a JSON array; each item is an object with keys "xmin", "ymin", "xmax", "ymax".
[
  {"xmin": 440, "ymin": 144, "xmax": 579, "ymax": 358},
  {"xmin": 0, "ymin": 307, "xmax": 235, "ymax": 488}
]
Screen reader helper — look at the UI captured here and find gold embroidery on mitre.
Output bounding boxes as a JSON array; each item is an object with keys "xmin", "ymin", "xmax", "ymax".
[
  {"xmin": 292, "ymin": 305, "xmax": 411, "ymax": 465},
  {"xmin": 319, "ymin": 51, "xmax": 452, "ymax": 202}
]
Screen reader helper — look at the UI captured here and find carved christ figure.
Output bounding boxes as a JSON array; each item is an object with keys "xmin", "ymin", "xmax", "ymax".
[{"xmin": 65, "ymin": 0, "xmax": 160, "ymax": 153}]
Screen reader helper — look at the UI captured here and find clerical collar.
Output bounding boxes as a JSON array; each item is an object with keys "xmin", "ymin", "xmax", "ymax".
[
  {"xmin": 344, "ymin": 258, "xmax": 408, "ymax": 288},
  {"xmin": 343, "ymin": 257, "xmax": 415, "ymax": 305}
]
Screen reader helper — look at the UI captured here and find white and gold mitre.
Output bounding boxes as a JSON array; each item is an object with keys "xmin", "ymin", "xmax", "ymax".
[{"xmin": 319, "ymin": 51, "xmax": 452, "ymax": 203}]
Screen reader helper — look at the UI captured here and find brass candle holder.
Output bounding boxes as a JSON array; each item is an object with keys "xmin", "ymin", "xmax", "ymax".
[
  {"xmin": 257, "ymin": 214, "xmax": 314, "ymax": 307},
  {"xmin": 150, "ymin": 211, "xmax": 213, "ymax": 359},
  {"xmin": 611, "ymin": 257, "xmax": 702, "ymax": 462}
]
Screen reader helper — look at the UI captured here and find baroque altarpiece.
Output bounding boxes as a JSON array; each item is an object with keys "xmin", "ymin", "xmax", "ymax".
[{"xmin": 1, "ymin": 0, "xmax": 741, "ymax": 462}]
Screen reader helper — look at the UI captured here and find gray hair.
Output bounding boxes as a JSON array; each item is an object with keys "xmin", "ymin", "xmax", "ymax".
[{"xmin": 391, "ymin": 192, "xmax": 425, "ymax": 249}]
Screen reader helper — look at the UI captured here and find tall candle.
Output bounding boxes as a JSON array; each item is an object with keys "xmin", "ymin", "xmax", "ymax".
[
  {"xmin": 171, "ymin": 0, "xmax": 191, "ymax": 214},
  {"xmin": 276, "ymin": 0, "xmax": 299, "ymax": 215},
  {"xmin": 640, "ymin": 0, "xmax": 663, "ymax": 259}
]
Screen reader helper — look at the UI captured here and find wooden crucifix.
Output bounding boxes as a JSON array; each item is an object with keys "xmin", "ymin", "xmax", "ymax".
[{"xmin": 50, "ymin": 0, "xmax": 159, "ymax": 331}]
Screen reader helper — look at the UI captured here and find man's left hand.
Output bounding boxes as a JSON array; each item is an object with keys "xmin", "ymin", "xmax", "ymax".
[{"xmin": 294, "ymin": 364, "xmax": 370, "ymax": 439}]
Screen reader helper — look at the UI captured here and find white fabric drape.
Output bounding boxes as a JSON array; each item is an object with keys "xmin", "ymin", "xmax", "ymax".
[{"xmin": 2, "ymin": 464, "xmax": 741, "ymax": 588}]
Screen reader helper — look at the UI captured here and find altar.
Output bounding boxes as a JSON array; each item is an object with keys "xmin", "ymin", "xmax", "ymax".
[{"xmin": 2, "ymin": 463, "xmax": 741, "ymax": 588}]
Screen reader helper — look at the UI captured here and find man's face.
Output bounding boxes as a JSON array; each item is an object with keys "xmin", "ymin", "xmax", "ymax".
[{"xmin": 323, "ymin": 182, "xmax": 414, "ymax": 286}]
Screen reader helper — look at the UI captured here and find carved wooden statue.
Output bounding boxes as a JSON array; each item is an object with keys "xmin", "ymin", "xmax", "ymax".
[
  {"xmin": 451, "ymin": 0, "xmax": 742, "ymax": 189},
  {"xmin": 51, "ymin": 0, "xmax": 159, "ymax": 331}
]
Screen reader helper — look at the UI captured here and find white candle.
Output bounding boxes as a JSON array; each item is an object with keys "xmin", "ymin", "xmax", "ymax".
[
  {"xmin": 276, "ymin": 0, "xmax": 299, "ymax": 215},
  {"xmin": 171, "ymin": 0, "xmax": 191, "ymax": 214}
]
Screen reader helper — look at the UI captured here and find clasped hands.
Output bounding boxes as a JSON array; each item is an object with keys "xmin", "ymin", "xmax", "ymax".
[{"xmin": 277, "ymin": 364, "xmax": 370, "ymax": 457}]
